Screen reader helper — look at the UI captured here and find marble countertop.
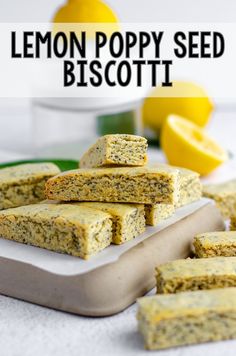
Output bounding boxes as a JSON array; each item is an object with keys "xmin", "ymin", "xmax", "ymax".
[{"xmin": 1, "ymin": 290, "xmax": 236, "ymax": 356}]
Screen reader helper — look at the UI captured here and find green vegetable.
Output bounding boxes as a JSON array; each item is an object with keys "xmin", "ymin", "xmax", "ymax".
[
  {"xmin": 97, "ymin": 110, "xmax": 136, "ymax": 135},
  {"xmin": 0, "ymin": 159, "xmax": 79, "ymax": 172}
]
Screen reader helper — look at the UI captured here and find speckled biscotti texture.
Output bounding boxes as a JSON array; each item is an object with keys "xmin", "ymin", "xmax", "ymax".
[
  {"xmin": 176, "ymin": 167, "xmax": 202, "ymax": 207},
  {"xmin": 0, "ymin": 203, "xmax": 112, "ymax": 259},
  {"xmin": 77, "ymin": 202, "xmax": 145, "ymax": 244},
  {"xmin": 149, "ymin": 164, "xmax": 202, "ymax": 207},
  {"xmin": 231, "ymin": 216, "xmax": 236, "ymax": 231},
  {"xmin": 144, "ymin": 203, "xmax": 175, "ymax": 226},
  {"xmin": 80, "ymin": 134, "xmax": 148, "ymax": 168},
  {"xmin": 137, "ymin": 288, "xmax": 236, "ymax": 350},
  {"xmin": 203, "ymin": 179, "xmax": 236, "ymax": 219},
  {"xmin": 45, "ymin": 166, "xmax": 179, "ymax": 205},
  {"xmin": 0, "ymin": 163, "xmax": 61, "ymax": 210},
  {"xmin": 156, "ymin": 256, "xmax": 236, "ymax": 293},
  {"xmin": 194, "ymin": 231, "xmax": 236, "ymax": 258}
]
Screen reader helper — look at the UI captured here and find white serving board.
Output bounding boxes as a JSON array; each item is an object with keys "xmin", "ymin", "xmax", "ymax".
[{"xmin": 0, "ymin": 198, "xmax": 211, "ymax": 276}]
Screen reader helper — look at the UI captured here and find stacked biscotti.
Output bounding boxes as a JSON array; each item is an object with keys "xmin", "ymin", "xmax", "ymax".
[
  {"xmin": 0, "ymin": 134, "xmax": 202, "ymax": 259},
  {"xmin": 138, "ymin": 179, "xmax": 236, "ymax": 350},
  {"xmin": 203, "ymin": 179, "xmax": 236, "ymax": 219},
  {"xmin": 137, "ymin": 225, "xmax": 236, "ymax": 350}
]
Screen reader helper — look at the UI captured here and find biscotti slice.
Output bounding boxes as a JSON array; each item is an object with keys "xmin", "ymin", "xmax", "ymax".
[
  {"xmin": 156, "ymin": 256, "xmax": 236, "ymax": 293},
  {"xmin": 45, "ymin": 166, "xmax": 179, "ymax": 205},
  {"xmin": 149, "ymin": 164, "xmax": 202, "ymax": 207},
  {"xmin": 175, "ymin": 167, "xmax": 202, "ymax": 207},
  {"xmin": 80, "ymin": 134, "xmax": 148, "ymax": 168},
  {"xmin": 203, "ymin": 179, "xmax": 236, "ymax": 219},
  {"xmin": 0, "ymin": 203, "xmax": 112, "ymax": 259},
  {"xmin": 0, "ymin": 163, "xmax": 60, "ymax": 210},
  {"xmin": 231, "ymin": 216, "xmax": 236, "ymax": 230},
  {"xmin": 194, "ymin": 231, "xmax": 236, "ymax": 258},
  {"xmin": 77, "ymin": 202, "xmax": 145, "ymax": 244},
  {"xmin": 145, "ymin": 203, "xmax": 175, "ymax": 226},
  {"xmin": 137, "ymin": 288, "xmax": 236, "ymax": 350}
]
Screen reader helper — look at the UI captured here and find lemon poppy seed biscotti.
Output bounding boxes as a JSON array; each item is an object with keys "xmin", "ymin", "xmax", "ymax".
[
  {"xmin": 80, "ymin": 134, "xmax": 148, "ymax": 168},
  {"xmin": 45, "ymin": 166, "xmax": 179, "ymax": 205},
  {"xmin": 203, "ymin": 179, "xmax": 236, "ymax": 219},
  {"xmin": 156, "ymin": 256, "xmax": 236, "ymax": 294},
  {"xmin": 231, "ymin": 216, "xmax": 236, "ymax": 230},
  {"xmin": 175, "ymin": 167, "xmax": 202, "ymax": 207},
  {"xmin": 0, "ymin": 163, "xmax": 61, "ymax": 210},
  {"xmin": 143, "ymin": 167, "xmax": 201, "ymax": 226},
  {"xmin": 0, "ymin": 203, "xmax": 112, "ymax": 259},
  {"xmin": 194, "ymin": 231, "xmax": 236, "ymax": 258},
  {"xmin": 137, "ymin": 288, "xmax": 236, "ymax": 350},
  {"xmin": 77, "ymin": 202, "xmax": 145, "ymax": 244},
  {"xmin": 150, "ymin": 164, "xmax": 202, "ymax": 207},
  {"xmin": 144, "ymin": 203, "xmax": 175, "ymax": 226}
]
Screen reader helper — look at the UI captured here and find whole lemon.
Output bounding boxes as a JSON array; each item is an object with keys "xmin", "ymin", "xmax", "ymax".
[
  {"xmin": 53, "ymin": 0, "xmax": 118, "ymax": 23},
  {"xmin": 143, "ymin": 81, "xmax": 213, "ymax": 135}
]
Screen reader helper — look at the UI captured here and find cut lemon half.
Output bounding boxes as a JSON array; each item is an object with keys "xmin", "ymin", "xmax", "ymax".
[{"xmin": 161, "ymin": 115, "xmax": 228, "ymax": 176}]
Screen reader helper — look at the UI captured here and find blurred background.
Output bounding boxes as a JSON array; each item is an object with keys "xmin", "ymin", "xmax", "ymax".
[
  {"xmin": 0, "ymin": 0, "xmax": 236, "ymax": 180},
  {"xmin": 1, "ymin": 0, "xmax": 236, "ymax": 22}
]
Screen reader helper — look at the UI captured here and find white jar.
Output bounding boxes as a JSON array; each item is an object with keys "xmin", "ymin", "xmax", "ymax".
[{"xmin": 31, "ymin": 97, "xmax": 143, "ymax": 159}]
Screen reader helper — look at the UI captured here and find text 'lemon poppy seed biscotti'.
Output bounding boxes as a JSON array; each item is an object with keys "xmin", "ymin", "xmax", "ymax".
[
  {"xmin": 137, "ymin": 288, "xmax": 236, "ymax": 350},
  {"xmin": 156, "ymin": 256, "xmax": 236, "ymax": 293},
  {"xmin": 0, "ymin": 163, "xmax": 61, "ymax": 210},
  {"xmin": 0, "ymin": 203, "xmax": 113, "ymax": 259},
  {"xmin": 194, "ymin": 231, "xmax": 236, "ymax": 258},
  {"xmin": 45, "ymin": 166, "xmax": 179, "ymax": 205},
  {"xmin": 80, "ymin": 134, "xmax": 148, "ymax": 168},
  {"xmin": 76, "ymin": 202, "xmax": 145, "ymax": 244}
]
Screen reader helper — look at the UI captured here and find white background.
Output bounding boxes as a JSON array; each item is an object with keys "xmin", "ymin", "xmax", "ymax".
[
  {"xmin": 0, "ymin": 0, "xmax": 236, "ymax": 156},
  {"xmin": 1, "ymin": 2, "xmax": 236, "ymax": 356},
  {"xmin": 1, "ymin": 0, "xmax": 236, "ymax": 22}
]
